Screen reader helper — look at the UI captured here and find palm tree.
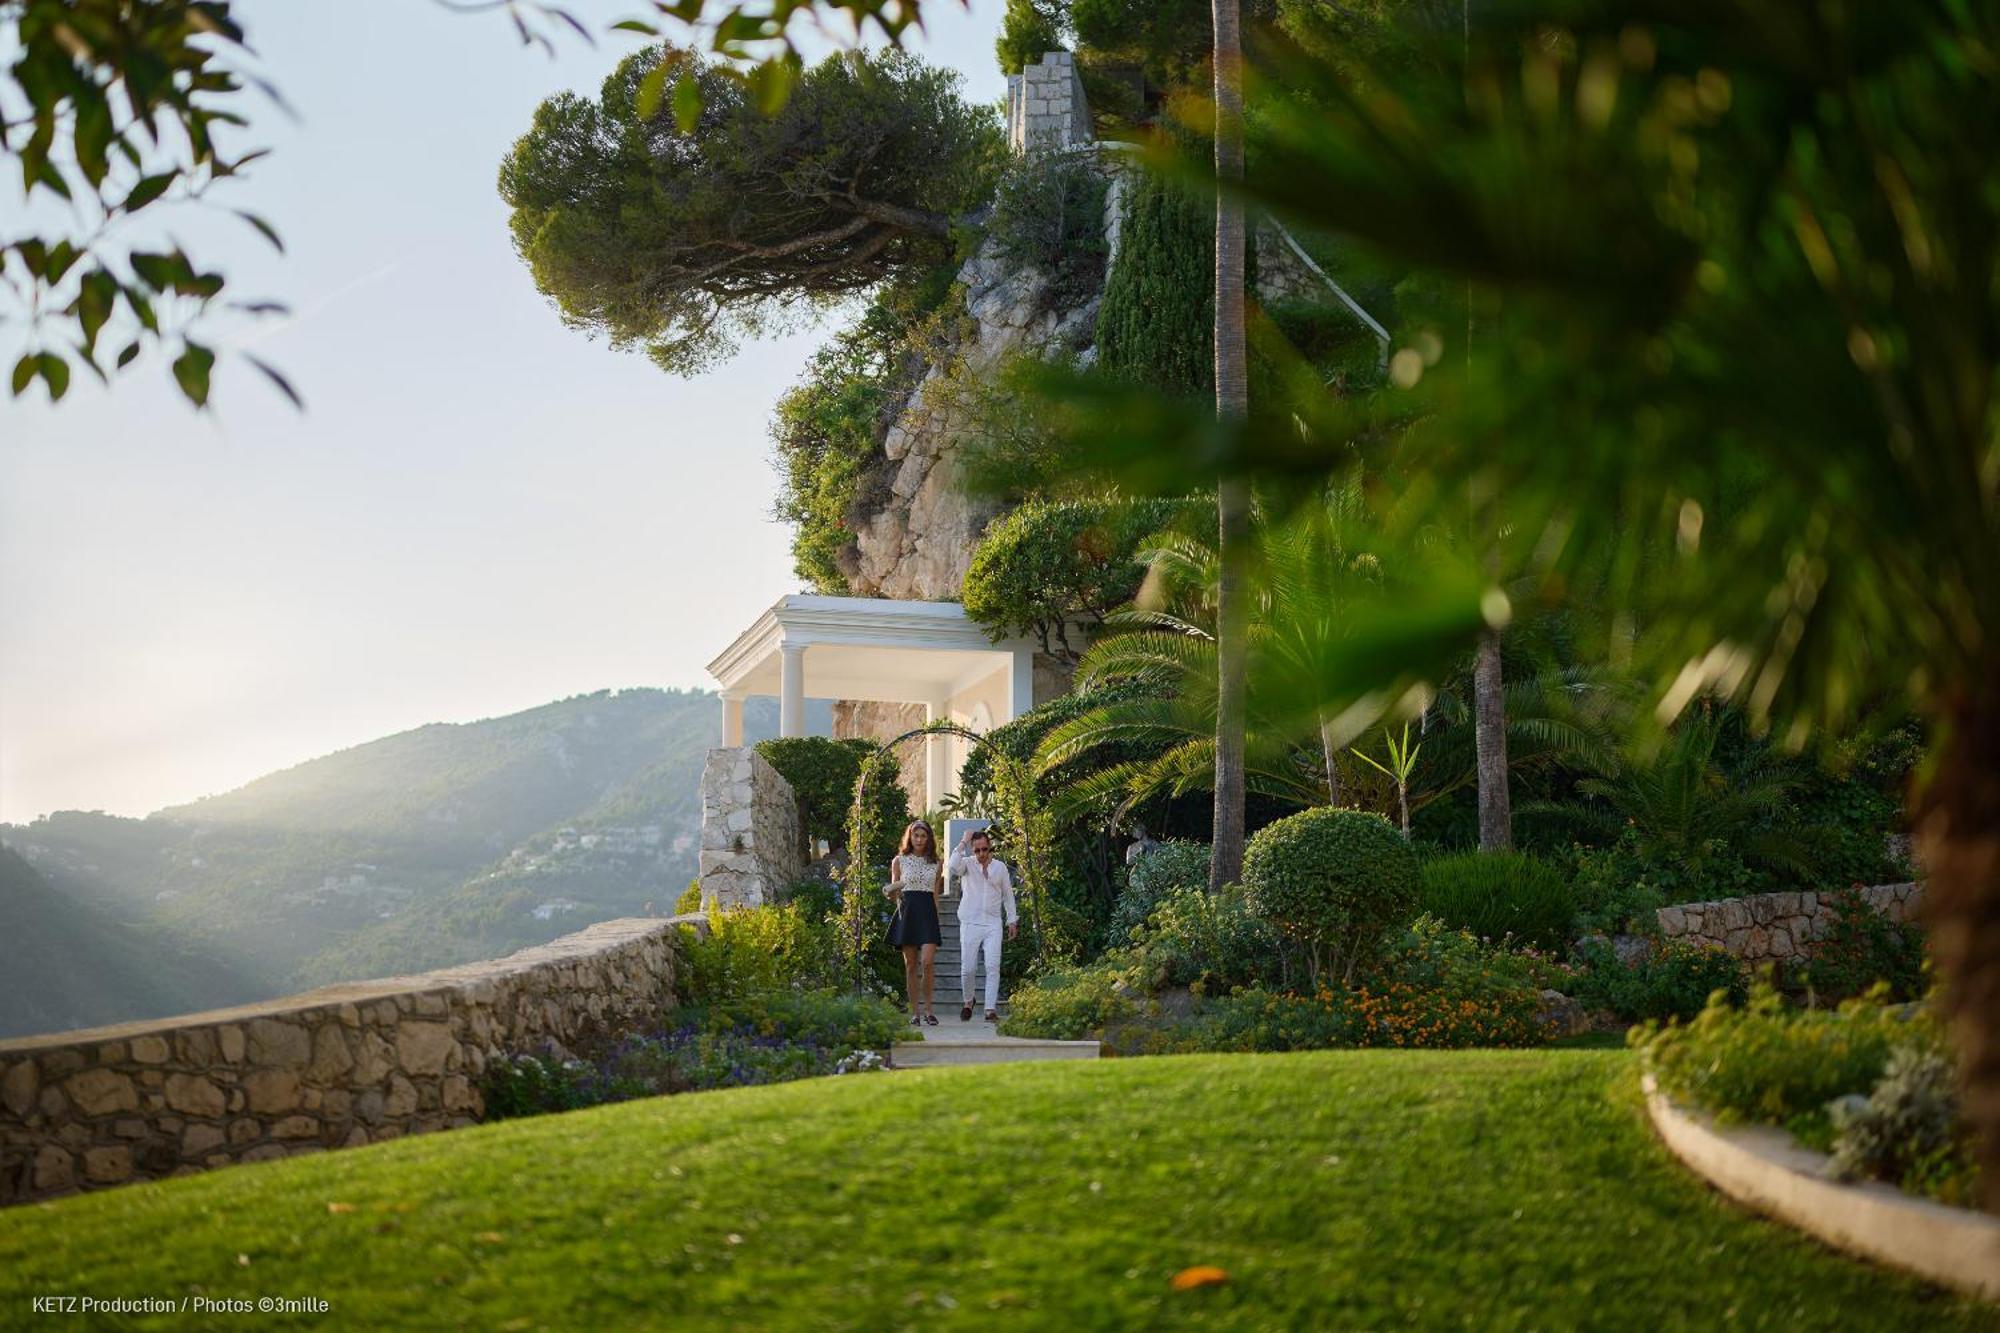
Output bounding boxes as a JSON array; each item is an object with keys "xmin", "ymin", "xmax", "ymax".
[
  {"xmin": 1208, "ymin": 0, "xmax": 1251, "ymax": 891},
  {"xmin": 1182, "ymin": 2, "xmax": 2000, "ymax": 1208}
]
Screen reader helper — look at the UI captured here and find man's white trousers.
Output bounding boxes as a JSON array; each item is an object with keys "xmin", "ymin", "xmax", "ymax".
[{"xmin": 960, "ymin": 919, "xmax": 1004, "ymax": 1012}]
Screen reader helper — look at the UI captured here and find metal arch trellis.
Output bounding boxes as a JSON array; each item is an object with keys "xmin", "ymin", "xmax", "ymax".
[{"xmin": 840, "ymin": 718, "xmax": 1052, "ymax": 990}]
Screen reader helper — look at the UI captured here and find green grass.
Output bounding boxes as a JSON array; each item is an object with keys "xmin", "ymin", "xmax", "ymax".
[{"xmin": 3, "ymin": 1051, "xmax": 1992, "ymax": 1330}]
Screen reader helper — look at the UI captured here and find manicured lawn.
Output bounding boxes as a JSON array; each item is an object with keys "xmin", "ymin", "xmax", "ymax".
[{"xmin": 2, "ymin": 1051, "xmax": 1991, "ymax": 1329}]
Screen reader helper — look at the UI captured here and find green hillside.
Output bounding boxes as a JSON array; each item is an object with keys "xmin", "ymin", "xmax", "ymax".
[
  {"xmin": 2, "ymin": 688, "xmax": 787, "ymax": 1029},
  {"xmin": 0, "ymin": 1051, "xmax": 1982, "ymax": 1328},
  {"xmin": 0, "ymin": 847, "xmax": 264, "ymax": 1039}
]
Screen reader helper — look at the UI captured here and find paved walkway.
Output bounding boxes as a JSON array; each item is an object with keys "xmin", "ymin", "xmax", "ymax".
[{"xmin": 892, "ymin": 1011, "xmax": 1099, "ymax": 1068}]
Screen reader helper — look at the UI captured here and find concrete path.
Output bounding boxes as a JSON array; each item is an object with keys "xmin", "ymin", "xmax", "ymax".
[{"xmin": 892, "ymin": 1011, "xmax": 1099, "ymax": 1068}]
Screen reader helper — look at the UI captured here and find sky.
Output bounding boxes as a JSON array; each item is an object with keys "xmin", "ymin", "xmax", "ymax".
[{"xmin": 0, "ymin": 0, "xmax": 1006, "ymax": 825}]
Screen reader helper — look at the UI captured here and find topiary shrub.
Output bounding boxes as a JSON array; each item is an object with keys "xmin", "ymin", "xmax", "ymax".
[
  {"xmin": 754, "ymin": 736, "xmax": 910, "ymax": 863},
  {"xmin": 1111, "ymin": 839, "xmax": 1211, "ymax": 943},
  {"xmin": 1242, "ymin": 808, "xmax": 1420, "ymax": 984},
  {"xmin": 1418, "ymin": 851, "xmax": 1576, "ymax": 952}
]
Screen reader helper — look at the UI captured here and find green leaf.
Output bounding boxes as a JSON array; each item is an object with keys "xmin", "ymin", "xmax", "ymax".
[
  {"xmin": 611, "ymin": 20, "xmax": 659, "ymax": 34},
  {"xmin": 11, "ymin": 354, "xmax": 35, "ymax": 397},
  {"xmin": 245, "ymin": 353, "xmax": 304, "ymax": 410},
  {"xmin": 235, "ymin": 210, "xmax": 285, "ymax": 253},
  {"xmin": 635, "ymin": 61, "xmax": 671, "ymax": 121},
  {"xmin": 77, "ymin": 270, "xmax": 117, "ymax": 352},
  {"xmin": 130, "ymin": 252, "xmax": 177, "ymax": 291},
  {"xmin": 121, "ymin": 172, "xmax": 176, "ymax": 213},
  {"xmin": 116, "ymin": 341, "xmax": 142, "ymax": 370},
  {"xmin": 172, "ymin": 342, "xmax": 216, "ymax": 408},
  {"xmin": 38, "ymin": 352, "xmax": 70, "ymax": 403},
  {"xmin": 43, "ymin": 241, "xmax": 79, "ymax": 284},
  {"xmin": 673, "ymin": 73, "xmax": 704, "ymax": 134}
]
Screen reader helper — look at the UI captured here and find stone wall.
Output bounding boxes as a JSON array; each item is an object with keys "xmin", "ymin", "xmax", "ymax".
[
  {"xmin": 0, "ymin": 915, "xmax": 693, "ymax": 1207},
  {"xmin": 1006, "ymin": 50, "xmax": 1092, "ymax": 152},
  {"xmin": 697, "ymin": 747, "xmax": 806, "ymax": 906},
  {"xmin": 1656, "ymin": 882, "xmax": 1925, "ymax": 962}
]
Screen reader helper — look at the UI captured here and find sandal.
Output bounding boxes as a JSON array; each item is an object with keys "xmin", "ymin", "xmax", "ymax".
[
  {"xmin": 909, "ymin": 1014, "xmax": 923, "ymax": 1027},
  {"xmin": 924, "ymin": 1013, "xmax": 940, "ymax": 1026}
]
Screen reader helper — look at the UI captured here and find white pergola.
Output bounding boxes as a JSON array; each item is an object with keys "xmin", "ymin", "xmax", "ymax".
[{"xmin": 707, "ymin": 595, "xmax": 1039, "ymax": 806}]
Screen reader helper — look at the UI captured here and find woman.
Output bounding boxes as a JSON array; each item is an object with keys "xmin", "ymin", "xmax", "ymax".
[{"xmin": 884, "ymin": 820, "xmax": 943, "ymax": 1027}]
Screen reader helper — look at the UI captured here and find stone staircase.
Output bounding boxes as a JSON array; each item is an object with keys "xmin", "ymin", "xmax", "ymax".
[{"xmin": 893, "ymin": 883, "xmax": 1099, "ymax": 1068}]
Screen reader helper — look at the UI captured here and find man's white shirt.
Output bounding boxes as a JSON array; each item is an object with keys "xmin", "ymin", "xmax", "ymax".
[{"xmin": 947, "ymin": 849, "xmax": 1019, "ymax": 927}]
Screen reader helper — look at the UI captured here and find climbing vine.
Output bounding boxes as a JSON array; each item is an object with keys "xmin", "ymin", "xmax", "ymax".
[{"xmin": 841, "ymin": 719, "xmax": 1069, "ymax": 990}]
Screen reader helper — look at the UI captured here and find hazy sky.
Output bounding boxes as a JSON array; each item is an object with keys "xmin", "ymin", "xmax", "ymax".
[{"xmin": 0, "ymin": 0, "xmax": 1005, "ymax": 824}]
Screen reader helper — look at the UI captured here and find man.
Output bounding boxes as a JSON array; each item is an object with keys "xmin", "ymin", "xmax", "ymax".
[{"xmin": 947, "ymin": 826, "xmax": 1018, "ymax": 1022}]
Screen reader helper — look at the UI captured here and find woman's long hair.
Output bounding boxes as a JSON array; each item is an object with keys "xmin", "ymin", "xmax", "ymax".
[{"xmin": 896, "ymin": 820, "xmax": 939, "ymax": 863}]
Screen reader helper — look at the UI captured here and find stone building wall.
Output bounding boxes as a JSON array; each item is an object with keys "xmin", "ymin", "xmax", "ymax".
[
  {"xmin": 697, "ymin": 747, "xmax": 805, "ymax": 906},
  {"xmin": 1006, "ymin": 50, "xmax": 1092, "ymax": 152},
  {"xmin": 0, "ymin": 915, "xmax": 694, "ymax": 1207},
  {"xmin": 1656, "ymin": 882, "xmax": 1925, "ymax": 962}
]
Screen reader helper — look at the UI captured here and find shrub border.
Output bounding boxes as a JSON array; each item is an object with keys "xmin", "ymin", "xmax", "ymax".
[{"xmin": 1641, "ymin": 1075, "xmax": 1999, "ymax": 1301}]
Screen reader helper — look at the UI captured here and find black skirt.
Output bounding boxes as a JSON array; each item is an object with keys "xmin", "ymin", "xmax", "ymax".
[{"xmin": 887, "ymin": 889, "xmax": 942, "ymax": 948}]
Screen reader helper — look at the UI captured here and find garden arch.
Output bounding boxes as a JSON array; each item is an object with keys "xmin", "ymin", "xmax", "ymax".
[{"xmin": 841, "ymin": 719, "xmax": 1055, "ymax": 988}]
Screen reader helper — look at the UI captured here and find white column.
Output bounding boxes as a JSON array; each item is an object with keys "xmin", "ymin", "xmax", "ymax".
[
  {"xmin": 721, "ymin": 693, "xmax": 745, "ymax": 748},
  {"xmin": 925, "ymin": 698, "xmax": 950, "ymax": 812},
  {"xmin": 1008, "ymin": 647, "xmax": 1036, "ymax": 723},
  {"xmin": 779, "ymin": 643, "xmax": 807, "ymax": 738}
]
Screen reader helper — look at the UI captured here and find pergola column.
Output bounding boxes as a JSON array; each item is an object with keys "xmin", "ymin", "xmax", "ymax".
[
  {"xmin": 1008, "ymin": 646, "xmax": 1036, "ymax": 722},
  {"xmin": 924, "ymin": 697, "xmax": 950, "ymax": 811},
  {"xmin": 721, "ymin": 692, "xmax": 745, "ymax": 748},
  {"xmin": 779, "ymin": 643, "xmax": 807, "ymax": 738}
]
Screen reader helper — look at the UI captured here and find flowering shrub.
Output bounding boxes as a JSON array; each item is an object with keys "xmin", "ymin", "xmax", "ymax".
[
  {"xmin": 1343, "ymin": 919, "xmax": 1550, "ymax": 1049},
  {"xmin": 1569, "ymin": 937, "xmax": 1749, "ymax": 1022},
  {"xmin": 1149, "ymin": 989, "xmax": 1354, "ymax": 1054},
  {"xmin": 1788, "ymin": 884, "xmax": 1928, "ymax": 1002},
  {"xmin": 481, "ymin": 988, "xmax": 907, "ymax": 1121}
]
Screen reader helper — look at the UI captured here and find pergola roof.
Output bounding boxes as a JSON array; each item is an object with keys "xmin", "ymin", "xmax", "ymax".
[{"xmin": 707, "ymin": 595, "xmax": 1032, "ymax": 706}]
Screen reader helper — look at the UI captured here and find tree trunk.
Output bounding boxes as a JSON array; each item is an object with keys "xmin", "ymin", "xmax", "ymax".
[
  {"xmin": 1208, "ymin": 0, "xmax": 1250, "ymax": 890},
  {"xmin": 1319, "ymin": 714, "xmax": 1342, "ymax": 806},
  {"xmin": 1913, "ymin": 684, "xmax": 2000, "ymax": 1214},
  {"xmin": 1474, "ymin": 628, "xmax": 1512, "ymax": 851}
]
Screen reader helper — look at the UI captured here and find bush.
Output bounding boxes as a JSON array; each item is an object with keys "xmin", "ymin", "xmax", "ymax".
[
  {"xmin": 997, "ymin": 958, "xmax": 1136, "ymax": 1039},
  {"xmin": 1792, "ymin": 884, "xmax": 1928, "ymax": 1002},
  {"xmin": 675, "ymin": 903, "xmax": 841, "ymax": 1006},
  {"xmin": 1346, "ymin": 918, "xmax": 1551, "ymax": 1049},
  {"xmin": 1152, "ymin": 988, "xmax": 1354, "ymax": 1054},
  {"xmin": 1418, "ymin": 851, "xmax": 1576, "ymax": 952},
  {"xmin": 1637, "ymin": 983, "xmax": 1944, "ymax": 1149},
  {"xmin": 1243, "ymin": 808, "xmax": 1419, "ymax": 983},
  {"xmin": 987, "ymin": 149, "xmax": 1109, "ymax": 307},
  {"xmin": 1829, "ymin": 1044, "xmax": 1980, "ymax": 1207},
  {"xmin": 754, "ymin": 736, "xmax": 910, "ymax": 862},
  {"xmin": 1130, "ymin": 885, "xmax": 1281, "ymax": 993},
  {"xmin": 674, "ymin": 880, "xmax": 703, "ymax": 914},
  {"xmin": 1096, "ymin": 169, "xmax": 1214, "ymax": 394},
  {"xmin": 1569, "ymin": 937, "xmax": 1749, "ymax": 1023},
  {"xmin": 964, "ymin": 496, "xmax": 1208, "ymax": 661},
  {"xmin": 1110, "ymin": 839, "xmax": 1212, "ymax": 943},
  {"xmin": 481, "ymin": 988, "xmax": 906, "ymax": 1121}
]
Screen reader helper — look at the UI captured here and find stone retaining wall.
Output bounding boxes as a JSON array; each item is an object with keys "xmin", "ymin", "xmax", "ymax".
[
  {"xmin": 1656, "ymin": 882, "xmax": 1925, "ymax": 962},
  {"xmin": 0, "ymin": 915, "xmax": 698, "ymax": 1207},
  {"xmin": 698, "ymin": 747, "xmax": 805, "ymax": 908}
]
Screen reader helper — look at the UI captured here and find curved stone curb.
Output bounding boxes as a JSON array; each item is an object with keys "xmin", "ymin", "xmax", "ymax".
[{"xmin": 1642, "ymin": 1075, "xmax": 1999, "ymax": 1301}]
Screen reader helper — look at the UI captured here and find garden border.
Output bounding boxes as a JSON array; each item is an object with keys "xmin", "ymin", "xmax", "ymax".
[{"xmin": 1642, "ymin": 1074, "xmax": 1999, "ymax": 1300}]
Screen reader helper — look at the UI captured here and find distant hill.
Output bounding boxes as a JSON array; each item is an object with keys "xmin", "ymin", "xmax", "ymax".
[
  {"xmin": 2, "ymin": 687, "xmax": 809, "ymax": 1036},
  {"xmin": 0, "ymin": 845, "xmax": 264, "ymax": 1039}
]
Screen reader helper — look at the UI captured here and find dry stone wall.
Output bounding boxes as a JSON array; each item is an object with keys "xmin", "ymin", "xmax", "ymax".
[
  {"xmin": 0, "ymin": 915, "xmax": 691, "ymax": 1207},
  {"xmin": 1656, "ymin": 882, "xmax": 1925, "ymax": 962},
  {"xmin": 1005, "ymin": 50, "xmax": 1092, "ymax": 152},
  {"xmin": 698, "ymin": 747, "xmax": 805, "ymax": 906}
]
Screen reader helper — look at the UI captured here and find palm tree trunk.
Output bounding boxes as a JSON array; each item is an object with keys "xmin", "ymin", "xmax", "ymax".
[
  {"xmin": 1208, "ymin": 0, "xmax": 1250, "ymax": 890},
  {"xmin": 1914, "ymin": 685, "xmax": 2000, "ymax": 1213},
  {"xmin": 1319, "ymin": 714, "xmax": 1342, "ymax": 806},
  {"xmin": 1474, "ymin": 628, "xmax": 1512, "ymax": 850}
]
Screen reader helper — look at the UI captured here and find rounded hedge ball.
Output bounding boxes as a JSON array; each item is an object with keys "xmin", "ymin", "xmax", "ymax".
[{"xmin": 1242, "ymin": 808, "xmax": 1421, "ymax": 950}]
